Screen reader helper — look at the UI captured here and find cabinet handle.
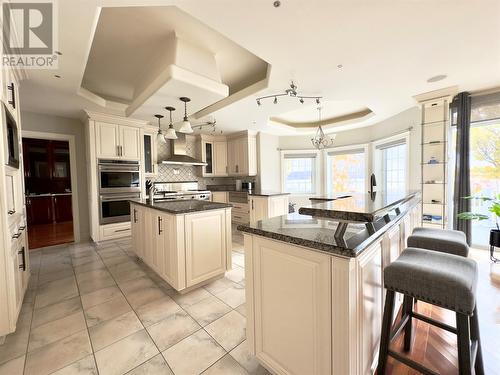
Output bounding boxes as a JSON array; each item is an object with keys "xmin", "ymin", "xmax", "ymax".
[
  {"xmin": 251, "ymin": 200, "xmax": 254, "ymax": 210},
  {"xmin": 18, "ymin": 246, "xmax": 26, "ymax": 271},
  {"xmin": 236, "ymin": 165, "xmax": 239, "ymax": 173},
  {"xmin": 158, "ymin": 216, "xmax": 162, "ymax": 234},
  {"xmin": 19, "ymin": 225, "xmax": 26, "ymax": 231},
  {"xmin": 7, "ymin": 83, "xmax": 15, "ymax": 109},
  {"xmin": 116, "ymin": 145, "xmax": 119, "ymax": 156},
  {"xmin": 133, "ymin": 209, "xmax": 137, "ymax": 223},
  {"xmin": 12, "ymin": 232, "xmax": 21, "ymax": 239},
  {"xmin": 114, "ymin": 228, "xmax": 129, "ymax": 233},
  {"xmin": 8, "ymin": 210, "xmax": 15, "ymax": 215}
]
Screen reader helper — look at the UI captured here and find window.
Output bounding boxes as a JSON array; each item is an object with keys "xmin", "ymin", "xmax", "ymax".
[
  {"xmin": 282, "ymin": 152, "xmax": 318, "ymax": 194},
  {"xmin": 382, "ymin": 143, "xmax": 407, "ymax": 199},
  {"xmin": 326, "ymin": 148, "xmax": 366, "ymax": 194}
]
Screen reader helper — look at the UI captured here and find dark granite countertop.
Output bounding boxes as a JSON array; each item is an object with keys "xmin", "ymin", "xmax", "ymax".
[
  {"xmin": 299, "ymin": 191, "xmax": 419, "ymax": 222},
  {"xmin": 237, "ymin": 194, "xmax": 420, "ymax": 258},
  {"xmin": 247, "ymin": 190, "xmax": 290, "ymax": 197},
  {"xmin": 130, "ymin": 199, "xmax": 232, "ymax": 214}
]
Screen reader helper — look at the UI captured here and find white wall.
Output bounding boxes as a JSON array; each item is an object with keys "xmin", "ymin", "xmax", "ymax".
[
  {"xmin": 257, "ymin": 132, "xmax": 281, "ymax": 191},
  {"xmin": 277, "ymin": 106, "xmax": 422, "ymax": 206},
  {"xmin": 21, "ymin": 111, "xmax": 90, "ymax": 241}
]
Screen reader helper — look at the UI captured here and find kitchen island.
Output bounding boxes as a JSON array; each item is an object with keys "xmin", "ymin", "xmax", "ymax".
[
  {"xmin": 238, "ymin": 191, "xmax": 421, "ymax": 375},
  {"xmin": 130, "ymin": 199, "xmax": 232, "ymax": 293}
]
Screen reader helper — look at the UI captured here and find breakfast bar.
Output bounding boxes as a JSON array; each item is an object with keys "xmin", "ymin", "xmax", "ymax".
[{"xmin": 238, "ymin": 191, "xmax": 421, "ymax": 375}]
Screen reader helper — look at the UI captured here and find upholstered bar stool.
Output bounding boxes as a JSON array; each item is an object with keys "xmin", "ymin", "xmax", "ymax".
[
  {"xmin": 407, "ymin": 227, "xmax": 469, "ymax": 257},
  {"xmin": 377, "ymin": 248, "xmax": 484, "ymax": 375}
]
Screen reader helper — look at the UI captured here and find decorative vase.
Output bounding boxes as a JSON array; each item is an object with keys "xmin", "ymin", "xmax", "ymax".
[{"xmin": 489, "ymin": 229, "xmax": 500, "ymax": 263}]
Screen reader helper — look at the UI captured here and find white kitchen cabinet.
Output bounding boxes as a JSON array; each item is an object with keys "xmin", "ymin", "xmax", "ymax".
[
  {"xmin": 200, "ymin": 135, "xmax": 228, "ymax": 177},
  {"xmin": 185, "ymin": 210, "xmax": 227, "ymax": 287},
  {"xmin": 249, "ymin": 195, "xmax": 289, "ymax": 225},
  {"xmin": 99, "ymin": 221, "xmax": 131, "ymax": 241},
  {"xmin": 227, "ymin": 133, "xmax": 257, "ymax": 176},
  {"xmin": 213, "ymin": 141, "xmax": 228, "ymax": 176},
  {"xmin": 95, "ymin": 122, "xmax": 140, "ymax": 160},
  {"xmin": 247, "ymin": 235, "xmax": 332, "ymax": 375},
  {"xmin": 211, "ymin": 191, "xmax": 228, "ymax": 203},
  {"xmin": 143, "ymin": 131, "xmax": 157, "ymax": 177},
  {"xmin": 131, "ymin": 204, "xmax": 145, "ymax": 259}
]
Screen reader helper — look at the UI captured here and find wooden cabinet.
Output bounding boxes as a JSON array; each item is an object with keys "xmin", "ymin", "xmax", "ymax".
[
  {"xmin": 185, "ymin": 210, "xmax": 227, "ymax": 287},
  {"xmin": 227, "ymin": 134, "xmax": 257, "ymax": 176},
  {"xmin": 53, "ymin": 195, "xmax": 73, "ymax": 222},
  {"xmin": 211, "ymin": 191, "xmax": 228, "ymax": 203},
  {"xmin": 249, "ymin": 195, "xmax": 289, "ymax": 225},
  {"xmin": 95, "ymin": 122, "xmax": 140, "ymax": 160},
  {"xmin": 27, "ymin": 196, "xmax": 52, "ymax": 224},
  {"xmin": 143, "ymin": 131, "xmax": 157, "ymax": 177},
  {"xmin": 200, "ymin": 136, "xmax": 228, "ymax": 177},
  {"xmin": 247, "ymin": 236, "xmax": 332, "ymax": 375},
  {"xmin": 131, "ymin": 204, "xmax": 144, "ymax": 259},
  {"xmin": 213, "ymin": 141, "xmax": 228, "ymax": 176}
]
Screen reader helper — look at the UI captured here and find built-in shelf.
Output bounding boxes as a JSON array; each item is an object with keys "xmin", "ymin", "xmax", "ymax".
[{"xmin": 421, "ymin": 162, "xmax": 446, "ymax": 165}]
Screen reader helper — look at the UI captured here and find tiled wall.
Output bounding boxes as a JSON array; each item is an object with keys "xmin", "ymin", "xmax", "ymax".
[{"xmin": 152, "ymin": 136, "xmax": 255, "ymax": 189}]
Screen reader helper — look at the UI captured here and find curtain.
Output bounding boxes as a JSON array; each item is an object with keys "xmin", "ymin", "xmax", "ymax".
[{"xmin": 451, "ymin": 92, "xmax": 472, "ymax": 244}]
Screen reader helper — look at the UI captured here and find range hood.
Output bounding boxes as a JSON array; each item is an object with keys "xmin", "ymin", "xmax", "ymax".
[{"xmin": 161, "ymin": 133, "xmax": 207, "ymax": 166}]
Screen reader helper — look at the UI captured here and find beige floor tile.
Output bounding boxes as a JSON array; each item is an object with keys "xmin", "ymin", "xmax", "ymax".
[
  {"xmin": 163, "ymin": 329, "xmax": 225, "ymax": 375},
  {"xmin": 127, "ymin": 354, "xmax": 173, "ymax": 375},
  {"xmin": 28, "ymin": 311, "xmax": 87, "ymax": 352},
  {"xmin": 24, "ymin": 330, "xmax": 92, "ymax": 375},
  {"xmin": 147, "ymin": 311, "xmax": 200, "ymax": 351},
  {"xmin": 119, "ymin": 276, "xmax": 155, "ymax": 295},
  {"xmin": 235, "ymin": 303, "xmax": 247, "ymax": 317},
  {"xmin": 125, "ymin": 286, "xmax": 166, "ymax": 309},
  {"xmin": 77, "ymin": 274, "xmax": 116, "ymax": 294},
  {"xmin": 102, "ymin": 254, "xmax": 131, "ymax": 267},
  {"xmin": 75, "ymin": 268, "xmax": 111, "ymax": 284},
  {"xmin": 94, "ymin": 329, "xmax": 158, "ymax": 375},
  {"xmin": 204, "ymin": 277, "xmax": 238, "ymax": 295},
  {"xmin": 232, "ymin": 253, "xmax": 245, "ymax": 268},
  {"xmin": 225, "ymin": 266, "xmax": 245, "ymax": 284},
  {"xmin": 202, "ymin": 354, "xmax": 249, "ymax": 375},
  {"xmin": 0, "ymin": 319, "xmax": 30, "ymax": 365},
  {"xmin": 80, "ymin": 285, "xmax": 122, "ymax": 309},
  {"xmin": 38, "ymin": 268, "xmax": 74, "ymax": 285},
  {"xmin": 184, "ymin": 295, "xmax": 232, "ymax": 326},
  {"xmin": 229, "ymin": 340, "xmax": 270, "ymax": 375},
  {"xmin": 84, "ymin": 295, "xmax": 131, "ymax": 327},
  {"xmin": 71, "ymin": 255, "xmax": 102, "ymax": 268},
  {"xmin": 51, "ymin": 355, "xmax": 97, "ymax": 375},
  {"xmin": 205, "ymin": 310, "xmax": 246, "ymax": 351},
  {"xmin": 89, "ymin": 310, "xmax": 143, "ymax": 351},
  {"xmin": 215, "ymin": 284, "xmax": 246, "ymax": 308},
  {"xmin": 31, "ymin": 297, "xmax": 82, "ymax": 328},
  {"xmin": 114, "ymin": 268, "xmax": 147, "ymax": 284},
  {"xmin": 172, "ymin": 287, "xmax": 211, "ymax": 308},
  {"xmin": 0, "ymin": 355, "xmax": 25, "ymax": 375},
  {"xmin": 135, "ymin": 296, "xmax": 181, "ymax": 327},
  {"xmin": 73, "ymin": 260, "xmax": 106, "ymax": 275},
  {"xmin": 34, "ymin": 276, "xmax": 79, "ymax": 309}
]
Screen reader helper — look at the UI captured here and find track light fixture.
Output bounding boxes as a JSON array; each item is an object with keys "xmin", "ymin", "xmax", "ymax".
[{"xmin": 256, "ymin": 80, "xmax": 322, "ymax": 106}]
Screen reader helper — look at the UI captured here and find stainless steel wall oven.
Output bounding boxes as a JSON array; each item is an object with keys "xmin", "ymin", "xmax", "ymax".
[{"xmin": 98, "ymin": 159, "xmax": 140, "ymax": 194}]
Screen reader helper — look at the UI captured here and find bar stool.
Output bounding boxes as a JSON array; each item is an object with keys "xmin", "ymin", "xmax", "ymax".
[
  {"xmin": 407, "ymin": 227, "xmax": 469, "ymax": 257},
  {"xmin": 378, "ymin": 248, "xmax": 484, "ymax": 375}
]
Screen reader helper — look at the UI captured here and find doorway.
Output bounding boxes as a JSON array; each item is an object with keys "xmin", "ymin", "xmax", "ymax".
[{"xmin": 23, "ymin": 137, "xmax": 74, "ymax": 249}]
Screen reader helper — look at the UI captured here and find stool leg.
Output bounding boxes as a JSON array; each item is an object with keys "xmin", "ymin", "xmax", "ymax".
[
  {"xmin": 456, "ymin": 312, "xmax": 472, "ymax": 375},
  {"xmin": 470, "ymin": 306, "xmax": 485, "ymax": 375},
  {"xmin": 378, "ymin": 290, "xmax": 395, "ymax": 375},
  {"xmin": 403, "ymin": 295, "xmax": 413, "ymax": 351}
]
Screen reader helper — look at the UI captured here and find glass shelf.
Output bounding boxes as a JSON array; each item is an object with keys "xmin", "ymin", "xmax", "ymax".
[
  {"xmin": 421, "ymin": 162, "xmax": 446, "ymax": 165},
  {"xmin": 422, "ymin": 141, "xmax": 447, "ymax": 146}
]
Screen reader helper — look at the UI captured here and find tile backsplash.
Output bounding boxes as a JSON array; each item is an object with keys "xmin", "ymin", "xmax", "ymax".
[{"xmin": 151, "ymin": 137, "xmax": 255, "ymax": 189}]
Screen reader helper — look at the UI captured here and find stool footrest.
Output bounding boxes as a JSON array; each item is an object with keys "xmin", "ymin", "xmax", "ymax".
[
  {"xmin": 411, "ymin": 311, "xmax": 457, "ymax": 334},
  {"xmin": 388, "ymin": 350, "xmax": 440, "ymax": 375},
  {"xmin": 390, "ymin": 314, "xmax": 410, "ymax": 341}
]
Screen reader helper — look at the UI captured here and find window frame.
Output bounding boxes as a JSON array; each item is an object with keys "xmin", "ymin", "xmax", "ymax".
[
  {"xmin": 324, "ymin": 143, "xmax": 370, "ymax": 195},
  {"xmin": 280, "ymin": 149, "xmax": 321, "ymax": 195}
]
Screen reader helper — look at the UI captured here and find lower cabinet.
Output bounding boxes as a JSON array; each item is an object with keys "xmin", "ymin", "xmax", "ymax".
[
  {"xmin": 211, "ymin": 191, "xmax": 228, "ymax": 203},
  {"xmin": 249, "ymin": 195, "xmax": 289, "ymax": 225}
]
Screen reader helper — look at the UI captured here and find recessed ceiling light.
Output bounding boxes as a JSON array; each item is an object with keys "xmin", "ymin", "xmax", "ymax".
[
  {"xmin": 427, "ymin": 74, "xmax": 447, "ymax": 83},
  {"xmin": 54, "ymin": 74, "xmax": 61, "ymax": 78},
  {"xmin": 337, "ymin": 64, "xmax": 343, "ymax": 69},
  {"xmin": 273, "ymin": 1, "xmax": 281, "ymax": 7},
  {"xmin": 54, "ymin": 51, "xmax": 62, "ymax": 56}
]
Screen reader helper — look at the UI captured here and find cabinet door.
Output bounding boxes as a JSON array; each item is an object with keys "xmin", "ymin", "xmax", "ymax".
[
  {"xmin": 211, "ymin": 192, "xmax": 227, "ymax": 203},
  {"xmin": 27, "ymin": 196, "xmax": 53, "ymax": 224},
  {"xmin": 268, "ymin": 196, "xmax": 289, "ymax": 218},
  {"xmin": 227, "ymin": 140, "xmax": 236, "ymax": 175},
  {"xmin": 53, "ymin": 195, "xmax": 73, "ymax": 222},
  {"xmin": 185, "ymin": 210, "xmax": 227, "ymax": 287},
  {"xmin": 143, "ymin": 133, "xmax": 156, "ymax": 176},
  {"xmin": 202, "ymin": 141, "xmax": 214, "ymax": 176},
  {"xmin": 96, "ymin": 122, "xmax": 119, "ymax": 158},
  {"xmin": 250, "ymin": 197, "xmax": 268, "ymax": 225},
  {"xmin": 236, "ymin": 138, "xmax": 248, "ymax": 175},
  {"xmin": 131, "ymin": 204, "xmax": 142, "ymax": 258},
  {"xmin": 251, "ymin": 236, "xmax": 332, "ymax": 375},
  {"xmin": 213, "ymin": 141, "xmax": 228, "ymax": 176},
  {"xmin": 120, "ymin": 126, "xmax": 140, "ymax": 160}
]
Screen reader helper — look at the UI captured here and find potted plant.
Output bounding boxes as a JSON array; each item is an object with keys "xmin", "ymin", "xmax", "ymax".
[{"xmin": 457, "ymin": 194, "xmax": 500, "ymax": 262}]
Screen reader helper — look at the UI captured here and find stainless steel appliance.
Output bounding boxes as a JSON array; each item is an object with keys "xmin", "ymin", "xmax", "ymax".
[
  {"xmin": 98, "ymin": 159, "xmax": 140, "ymax": 193},
  {"xmin": 99, "ymin": 192, "xmax": 140, "ymax": 224},
  {"xmin": 153, "ymin": 181, "xmax": 211, "ymax": 201},
  {"xmin": 241, "ymin": 182, "xmax": 253, "ymax": 191}
]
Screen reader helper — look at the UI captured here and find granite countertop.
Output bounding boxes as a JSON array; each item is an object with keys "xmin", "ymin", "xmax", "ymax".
[
  {"xmin": 299, "ymin": 191, "xmax": 419, "ymax": 222},
  {"xmin": 237, "ymin": 195, "xmax": 420, "ymax": 258},
  {"xmin": 130, "ymin": 199, "xmax": 232, "ymax": 214},
  {"xmin": 247, "ymin": 190, "xmax": 290, "ymax": 197}
]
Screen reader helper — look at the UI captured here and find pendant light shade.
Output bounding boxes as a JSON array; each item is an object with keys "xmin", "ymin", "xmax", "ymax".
[
  {"xmin": 154, "ymin": 114, "xmax": 167, "ymax": 144},
  {"xmin": 164, "ymin": 107, "xmax": 177, "ymax": 139},
  {"xmin": 179, "ymin": 97, "xmax": 193, "ymax": 134}
]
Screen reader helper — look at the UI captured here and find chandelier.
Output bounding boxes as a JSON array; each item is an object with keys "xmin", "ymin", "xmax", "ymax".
[
  {"xmin": 311, "ymin": 107, "xmax": 336, "ymax": 149},
  {"xmin": 256, "ymin": 81, "xmax": 322, "ymax": 106}
]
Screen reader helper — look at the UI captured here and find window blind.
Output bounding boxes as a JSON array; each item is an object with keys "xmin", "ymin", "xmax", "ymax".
[{"xmin": 375, "ymin": 138, "xmax": 406, "ymax": 150}]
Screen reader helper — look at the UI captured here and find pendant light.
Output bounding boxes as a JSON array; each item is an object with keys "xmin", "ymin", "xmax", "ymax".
[
  {"xmin": 154, "ymin": 114, "xmax": 166, "ymax": 144},
  {"xmin": 311, "ymin": 106, "xmax": 335, "ymax": 149},
  {"xmin": 164, "ymin": 106, "xmax": 177, "ymax": 139},
  {"xmin": 179, "ymin": 97, "xmax": 193, "ymax": 134}
]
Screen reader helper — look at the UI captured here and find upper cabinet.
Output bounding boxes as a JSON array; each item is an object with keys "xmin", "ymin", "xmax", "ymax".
[
  {"xmin": 199, "ymin": 131, "xmax": 257, "ymax": 177},
  {"xmin": 95, "ymin": 122, "xmax": 140, "ymax": 160},
  {"xmin": 142, "ymin": 129, "xmax": 157, "ymax": 177}
]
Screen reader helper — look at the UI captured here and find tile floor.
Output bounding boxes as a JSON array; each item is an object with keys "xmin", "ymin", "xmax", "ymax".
[{"xmin": 0, "ymin": 228, "xmax": 270, "ymax": 375}]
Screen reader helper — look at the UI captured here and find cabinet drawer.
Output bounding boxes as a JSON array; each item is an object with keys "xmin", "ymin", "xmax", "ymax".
[
  {"xmin": 231, "ymin": 203, "xmax": 249, "ymax": 214},
  {"xmin": 232, "ymin": 212, "xmax": 249, "ymax": 224},
  {"xmin": 101, "ymin": 222, "xmax": 131, "ymax": 240}
]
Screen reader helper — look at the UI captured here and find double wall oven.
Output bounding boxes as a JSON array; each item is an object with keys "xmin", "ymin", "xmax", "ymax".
[{"xmin": 98, "ymin": 159, "xmax": 140, "ymax": 224}]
